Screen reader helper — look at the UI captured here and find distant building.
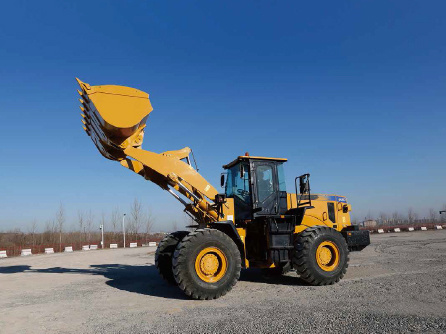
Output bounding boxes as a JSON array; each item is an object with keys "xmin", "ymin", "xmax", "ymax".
[{"xmin": 363, "ymin": 219, "xmax": 377, "ymax": 227}]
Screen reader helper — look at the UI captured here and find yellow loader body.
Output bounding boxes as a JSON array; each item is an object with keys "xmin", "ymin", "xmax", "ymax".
[{"xmin": 76, "ymin": 78, "xmax": 370, "ymax": 300}]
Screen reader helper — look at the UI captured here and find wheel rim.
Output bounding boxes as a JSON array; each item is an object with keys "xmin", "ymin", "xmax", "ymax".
[
  {"xmin": 316, "ymin": 241, "xmax": 340, "ymax": 271},
  {"xmin": 194, "ymin": 247, "xmax": 227, "ymax": 283}
]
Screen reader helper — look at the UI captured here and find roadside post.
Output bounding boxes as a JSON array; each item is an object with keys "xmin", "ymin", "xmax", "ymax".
[
  {"xmin": 123, "ymin": 213, "xmax": 126, "ymax": 248},
  {"xmin": 100, "ymin": 224, "xmax": 104, "ymax": 248}
]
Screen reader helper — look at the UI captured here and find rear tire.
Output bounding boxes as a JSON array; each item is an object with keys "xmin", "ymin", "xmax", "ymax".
[
  {"xmin": 172, "ymin": 228, "xmax": 241, "ymax": 300},
  {"xmin": 292, "ymin": 226, "xmax": 349, "ymax": 285},
  {"xmin": 155, "ymin": 231, "xmax": 189, "ymax": 284}
]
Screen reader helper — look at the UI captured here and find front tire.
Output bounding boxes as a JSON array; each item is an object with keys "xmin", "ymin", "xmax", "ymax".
[
  {"xmin": 155, "ymin": 231, "xmax": 189, "ymax": 284},
  {"xmin": 172, "ymin": 228, "xmax": 241, "ymax": 300},
  {"xmin": 293, "ymin": 226, "xmax": 349, "ymax": 285}
]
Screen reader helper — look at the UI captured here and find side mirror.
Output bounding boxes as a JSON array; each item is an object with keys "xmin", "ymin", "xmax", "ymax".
[
  {"xmin": 346, "ymin": 204, "xmax": 352, "ymax": 213},
  {"xmin": 220, "ymin": 174, "xmax": 225, "ymax": 188},
  {"xmin": 299, "ymin": 178, "xmax": 308, "ymax": 194}
]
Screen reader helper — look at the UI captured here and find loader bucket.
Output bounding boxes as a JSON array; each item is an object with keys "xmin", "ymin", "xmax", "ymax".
[{"xmin": 76, "ymin": 78, "xmax": 153, "ymax": 160}]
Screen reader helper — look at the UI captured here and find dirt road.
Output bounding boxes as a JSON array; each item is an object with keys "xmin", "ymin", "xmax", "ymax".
[{"xmin": 1, "ymin": 231, "xmax": 445, "ymax": 333}]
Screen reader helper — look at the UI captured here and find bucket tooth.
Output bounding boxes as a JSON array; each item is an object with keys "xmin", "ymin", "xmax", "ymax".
[{"xmin": 79, "ymin": 98, "xmax": 90, "ymax": 111}]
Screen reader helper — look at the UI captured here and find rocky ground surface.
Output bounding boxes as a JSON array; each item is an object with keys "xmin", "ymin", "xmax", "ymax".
[{"xmin": 1, "ymin": 230, "xmax": 445, "ymax": 333}]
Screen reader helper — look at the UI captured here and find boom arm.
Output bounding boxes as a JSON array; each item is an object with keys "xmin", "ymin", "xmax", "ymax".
[{"xmin": 76, "ymin": 78, "xmax": 228, "ymax": 224}]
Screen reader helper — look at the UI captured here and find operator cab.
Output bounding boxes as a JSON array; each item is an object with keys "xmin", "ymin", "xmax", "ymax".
[{"xmin": 222, "ymin": 155, "xmax": 288, "ymax": 222}]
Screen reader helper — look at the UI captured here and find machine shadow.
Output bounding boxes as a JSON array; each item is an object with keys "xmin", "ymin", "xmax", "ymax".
[
  {"xmin": 0, "ymin": 265, "xmax": 32, "ymax": 274},
  {"xmin": 239, "ymin": 269, "xmax": 309, "ymax": 286},
  {"xmin": 24, "ymin": 264, "xmax": 187, "ymax": 300},
  {"xmin": 0, "ymin": 264, "xmax": 309, "ymax": 298}
]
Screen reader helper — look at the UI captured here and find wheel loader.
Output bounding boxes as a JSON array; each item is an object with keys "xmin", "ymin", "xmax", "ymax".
[{"xmin": 76, "ymin": 78, "xmax": 370, "ymax": 300}]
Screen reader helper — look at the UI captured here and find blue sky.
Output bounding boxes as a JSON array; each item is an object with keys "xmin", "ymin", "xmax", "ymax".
[{"xmin": 0, "ymin": 1, "xmax": 445, "ymax": 231}]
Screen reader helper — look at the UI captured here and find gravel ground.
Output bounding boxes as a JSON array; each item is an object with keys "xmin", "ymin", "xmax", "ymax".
[{"xmin": 1, "ymin": 231, "xmax": 445, "ymax": 334}]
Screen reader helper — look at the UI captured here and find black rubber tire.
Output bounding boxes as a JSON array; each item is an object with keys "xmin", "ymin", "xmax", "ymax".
[
  {"xmin": 155, "ymin": 231, "xmax": 189, "ymax": 284},
  {"xmin": 172, "ymin": 228, "xmax": 241, "ymax": 300},
  {"xmin": 292, "ymin": 226, "xmax": 349, "ymax": 285}
]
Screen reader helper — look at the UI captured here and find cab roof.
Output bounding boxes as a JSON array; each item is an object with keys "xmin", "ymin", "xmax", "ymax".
[{"xmin": 223, "ymin": 156, "xmax": 287, "ymax": 169}]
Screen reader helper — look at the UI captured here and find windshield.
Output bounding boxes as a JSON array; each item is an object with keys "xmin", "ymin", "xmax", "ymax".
[{"xmin": 225, "ymin": 163, "xmax": 251, "ymax": 204}]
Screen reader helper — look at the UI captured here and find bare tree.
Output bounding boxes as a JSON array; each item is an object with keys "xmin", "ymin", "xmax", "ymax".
[
  {"xmin": 378, "ymin": 212, "xmax": 388, "ymax": 226},
  {"xmin": 407, "ymin": 207, "xmax": 415, "ymax": 224},
  {"xmin": 85, "ymin": 210, "xmax": 94, "ymax": 244},
  {"xmin": 56, "ymin": 203, "xmax": 65, "ymax": 252},
  {"xmin": 130, "ymin": 198, "xmax": 143, "ymax": 241},
  {"xmin": 365, "ymin": 211, "xmax": 373, "ymax": 221},
  {"xmin": 110, "ymin": 207, "xmax": 120, "ymax": 241},
  {"xmin": 78, "ymin": 210, "xmax": 85, "ymax": 245},
  {"xmin": 44, "ymin": 219, "xmax": 57, "ymax": 244},
  {"xmin": 428, "ymin": 208, "xmax": 437, "ymax": 223},
  {"xmin": 144, "ymin": 208, "xmax": 154, "ymax": 243},
  {"xmin": 27, "ymin": 220, "xmax": 38, "ymax": 247},
  {"xmin": 392, "ymin": 211, "xmax": 401, "ymax": 225}
]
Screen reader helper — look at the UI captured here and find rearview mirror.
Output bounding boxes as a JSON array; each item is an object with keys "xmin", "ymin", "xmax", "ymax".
[
  {"xmin": 220, "ymin": 174, "xmax": 225, "ymax": 188},
  {"xmin": 299, "ymin": 177, "xmax": 308, "ymax": 194}
]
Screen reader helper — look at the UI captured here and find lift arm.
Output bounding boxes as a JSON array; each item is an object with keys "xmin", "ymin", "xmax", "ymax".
[{"xmin": 76, "ymin": 78, "xmax": 230, "ymax": 225}]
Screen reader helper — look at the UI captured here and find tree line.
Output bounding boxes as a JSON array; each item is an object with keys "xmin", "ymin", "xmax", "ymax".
[
  {"xmin": 0, "ymin": 198, "xmax": 162, "ymax": 253},
  {"xmin": 352, "ymin": 204, "xmax": 446, "ymax": 226}
]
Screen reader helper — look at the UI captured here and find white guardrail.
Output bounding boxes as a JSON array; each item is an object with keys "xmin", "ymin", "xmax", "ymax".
[
  {"xmin": 421, "ymin": 227, "xmax": 428, "ymax": 231},
  {"xmin": 408, "ymin": 227, "xmax": 415, "ymax": 231},
  {"xmin": 21, "ymin": 249, "xmax": 32, "ymax": 256},
  {"xmin": 44, "ymin": 248, "xmax": 54, "ymax": 254},
  {"xmin": 110, "ymin": 243, "xmax": 118, "ymax": 249},
  {"xmin": 436, "ymin": 225, "xmax": 443, "ymax": 230},
  {"xmin": 0, "ymin": 250, "xmax": 7, "ymax": 258},
  {"xmin": 65, "ymin": 246, "xmax": 73, "ymax": 252},
  {"xmin": 148, "ymin": 242, "xmax": 157, "ymax": 247},
  {"xmin": 90, "ymin": 245, "xmax": 98, "ymax": 250},
  {"xmin": 394, "ymin": 228, "xmax": 401, "ymax": 232},
  {"xmin": 129, "ymin": 242, "xmax": 137, "ymax": 248},
  {"xmin": 377, "ymin": 229, "xmax": 385, "ymax": 233},
  {"xmin": 82, "ymin": 245, "xmax": 90, "ymax": 251}
]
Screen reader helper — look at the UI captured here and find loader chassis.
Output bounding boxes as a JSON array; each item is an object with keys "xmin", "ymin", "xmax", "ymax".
[
  {"xmin": 223, "ymin": 157, "xmax": 369, "ymax": 269},
  {"xmin": 76, "ymin": 78, "xmax": 370, "ymax": 300}
]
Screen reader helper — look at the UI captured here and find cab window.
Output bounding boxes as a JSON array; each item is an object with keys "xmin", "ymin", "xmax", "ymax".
[
  {"xmin": 255, "ymin": 165, "xmax": 274, "ymax": 202},
  {"xmin": 225, "ymin": 163, "xmax": 251, "ymax": 204}
]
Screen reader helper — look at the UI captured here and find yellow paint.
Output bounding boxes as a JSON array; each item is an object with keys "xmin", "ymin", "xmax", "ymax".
[
  {"xmin": 77, "ymin": 78, "xmax": 353, "ymax": 272},
  {"xmin": 236, "ymin": 227, "xmax": 249, "ymax": 268},
  {"xmin": 316, "ymin": 241, "xmax": 340, "ymax": 272},
  {"xmin": 194, "ymin": 247, "xmax": 227, "ymax": 283},
  {"xmin": 287, "ymin": 193, "xmax": 352, "ymax": 233},
  {"xmin": 77, "ymin": 79, "xmax": 228, "ymax": 225}
]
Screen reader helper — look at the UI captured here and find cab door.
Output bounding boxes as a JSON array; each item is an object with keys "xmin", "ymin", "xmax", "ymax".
[{"xmin": 251, "ymin": 161, "xmax": 279, "ymax": 216}]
